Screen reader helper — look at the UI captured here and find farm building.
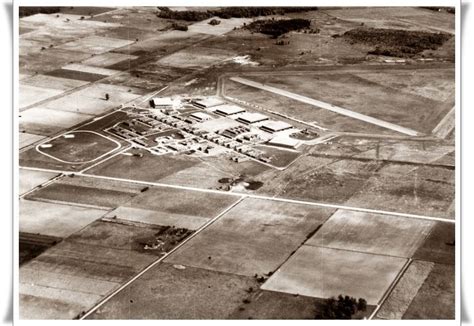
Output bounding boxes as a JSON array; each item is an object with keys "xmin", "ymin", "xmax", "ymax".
[
  {"xmin": 260, "ymin": 120, "xmax": 293, "ymax": 133},
  {"xmin": 236, "ymin": 112, "xmax": 268, "ymax": 124}
]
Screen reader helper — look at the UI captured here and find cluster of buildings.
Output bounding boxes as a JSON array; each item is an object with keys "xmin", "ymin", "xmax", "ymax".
[
  {"xmin": 142, "ymin": 96, "xmax": 304, "ymax": 163},
  {"xmin": 187, "ymin": 96, "xmax": 297, "ymax": 138},
  {"xmin": 147, "ymin": 107, "xmax": 273, "ymax": 163}
]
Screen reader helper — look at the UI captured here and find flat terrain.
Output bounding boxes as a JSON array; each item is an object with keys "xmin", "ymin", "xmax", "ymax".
[
  {"xmin": 87, "ymin": 150, "xmax": 200, "ymax": 182},
  {"xmin": 261, "ymin": 245, "xmax": 407, "ymax": 305},
  {"xmin": 18, "ymin": 6, "xmax": 456, "ymax": 320},
  {"xmin": 105, "ymin": 186, "xmax": 241, "ymax": 230},
  {"xmin": 19, "ymin": 168, "xmax": 59, "ymax": 195},
  {"xmin": 20, "ymin": 107, "xmax": 93, "ymax": 135},
  {"xmin": 20, "ymin": 219, "xmax": 194, "ymax": 319},
  {"xmin": 25, "ymin": 181, "xmax": 138, "ymax": 209},
  {"xmin": 226, "ymin": 66, "xmax": 454, "ymax": 135},
  {"xmin": 88, "ymin": 263, "xmax": 260, "ymax": 319},
  {"xmin": 306, "ymin": 210, "xmax": 435, "ymax": 257},
  {"xmin": 36, "ymin": 131, "xmax": 121, "ymax": 164},
  {"xmin": 19, "ymin": 199, "xmax": 107, "ymax": 238},
  {"xmin": 166, "ymin": 197, "xmax": 335, "ymax": 276},
  {"xmin": 402, "ymin": 263, "xmax": 455, "ymax": 319},
  {"xmin": 413, "ymin": 221, "xmax": 455, "ymax": 265},
  {"xmin": 376, "ymin": 260, "xmax": 434, "ymax": 319}
]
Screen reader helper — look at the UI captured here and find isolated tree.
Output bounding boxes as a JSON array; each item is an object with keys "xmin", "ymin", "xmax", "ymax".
[
  {"xmin": 317, "ymin": 295, "xmax": 367, "ymax": 319},
  {"xmin": 105, "ymin": 93, "xmax": 110, "ymax": 101}
]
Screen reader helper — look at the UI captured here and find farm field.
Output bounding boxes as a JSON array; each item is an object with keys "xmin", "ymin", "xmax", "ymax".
[
  {"xmin": 41, "ymin": 83, "xmax": 142, "ymax": 116},
  {"xmin": 19, "ymin": 107, "xmax": 93, "ymax": 135},
  {"xmin": 261, "ymin": 245, "xmax": 407, "ymax": 305},
  {"xmin": 19, "ymin": 199, "xmax": 107, "ymax": 238},
  {"xmin": 104, "ymin": 186, "xmax": 240, "ymax": 230},
  {"xmin": 87, "ymin": 263, "xmax": 260, "ymax": 319},
  {"xmin": 20, "ymin": 219, "xmax": 190, "ymax": 319},
  {"xmin": 228, "ymin": 290, "xmax": 327, "ymax": 319},
  {"xmin": 402, "ymin": 263, "xmax": 455, "ymax": 319},
  {"xmin": 86, "ymin": 149, "xmax": 200, "ymax": 182},
  {"xmin": 375, "ymin": 260, "xmax": 434, "ymax": 320},
  {"xmin": 256, "ymin": 154, "xmax": 383, "ymax": 204},
  {"xmin": 19, "ymin": 133, "xmax": 47, "ymax": 149},
  {"xmin": 19, "ymin": 168, "xmax": 59, "ymax": 195},
  {"xmin": 345, "ymin": 172, "xmax": 455, "ymax": 218},
  {"xmin": 306, "ymin": 210, "xmax": 435, "ymax": 258},
  {"xmin": 25, "ymin": 180, "xmax": 139, "ymax": 209},
  {"xmin": 18, "ymin": 5, "xmax": 456, "ymax": 321},
  {"xmin": 165, "ymin": 197, "xmax": 335, "ymax": 276},
  {"xmin": 413, "ymin": 222, "xmax": 455, "ymax": 265}
]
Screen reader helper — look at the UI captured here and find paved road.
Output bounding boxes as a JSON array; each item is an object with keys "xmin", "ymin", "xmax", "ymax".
[
  {"xmin": 432, "ymin": 106, "xmax": 455, "ymax": 139},
  {"xmin": 79, "ymin": 196, "xmax": 246, "ymax": 319},
  {"xmin": 20, "ymin": 165, "xmax": 455, "ymax": 224},
  {"xmin": 229, "ymin": 77, "xmax": 420, "ymax": 137}
]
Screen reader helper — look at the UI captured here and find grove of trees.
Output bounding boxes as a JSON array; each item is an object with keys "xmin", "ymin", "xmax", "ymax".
[{"xmin": 317, "ymin": 295, "xmax": 368, "ymax": 319}]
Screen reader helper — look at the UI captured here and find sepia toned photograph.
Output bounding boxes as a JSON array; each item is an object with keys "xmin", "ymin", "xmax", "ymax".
[{"xmin": 16, "ymin": 4, "xmax": 457, "ymax": 321}]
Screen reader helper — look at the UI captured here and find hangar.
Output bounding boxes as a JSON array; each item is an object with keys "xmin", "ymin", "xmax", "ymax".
[
  {"xmin": 260, "ymin": 120, "xmax": 293, "ymax": 133},
  {"xmin": 214, "ymin": 104, "xmax": 246, "ymax": 116},
  {"xmin": 151, "ymin": 97, "xmax": 176, "ymax": 108},
  {"xmin": 268, "ymin": 135, "xmax": 301, "ymax": 149},
  {"xmin": 192, "ymin": 97, "xmax": 225, "ymax": 109},
  {"xmin": 190, "ymin": 111, "xmax": 213, "ymax": 122},
  {"xmin": 236, "ymin": 112, "xmax": 268, "ymax": 124}
]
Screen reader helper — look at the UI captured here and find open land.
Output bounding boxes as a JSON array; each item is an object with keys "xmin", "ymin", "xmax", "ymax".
[{"xmin": 19, "ymin": 6, "xmax": 456, "ymax": 320}]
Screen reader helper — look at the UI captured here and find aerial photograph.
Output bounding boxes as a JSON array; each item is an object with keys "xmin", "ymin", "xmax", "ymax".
[{"xmin": 17, "ymin": 5, "xmax": 455, "ymax": 320}]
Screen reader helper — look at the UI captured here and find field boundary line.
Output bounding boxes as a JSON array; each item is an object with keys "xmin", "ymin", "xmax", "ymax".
[
  {"xmin": 432, "ymin": 106, "xmax": 455, "ymax": 138},
  {"xmin": 77, "ymin": 173, "xmax": 455, "ymax": 223},
  {"xmin": 369, "ymin": 258, "xmax": 413, "ymax": 320},
  {"xmin": 78, "ymin": 195, "xmax": 246, "ymax": 320},
  {"xmin": 18, "ymin": 166, "xmax": 455, "ymax": 224},
  {"xmin": 19, "ymin": 173, "xmax": 64, "ymax": 199},
  {"xmin": 21, "ymin": 196, "xmax": 112, "ymax": 211}
]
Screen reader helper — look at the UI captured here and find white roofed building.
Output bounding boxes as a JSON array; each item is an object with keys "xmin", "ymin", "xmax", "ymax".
[
  {"xmin": 214, "ymin": 104, "xmax": 246, "ymax": 116},
  {"xmin": 190, "ymin": 111, "xmax": 213, "ymax": 122},
  {"xmin": 236, "ymin": 112, "xmax": 268, "ymax": 124},
  {"xmin": 260, "ymin": 120, "xmax": 293, "ymax": 133},
  {"xmin": 192, "ymin": 97, "xmax": 225, "ymax": 109},
  {"xmin": 151, "ymin": 97, "xmax": 178, "ymax": 108},
  {"xmin": 268, "ymin": 135, "xmax": 301, "ymax": 149}
]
